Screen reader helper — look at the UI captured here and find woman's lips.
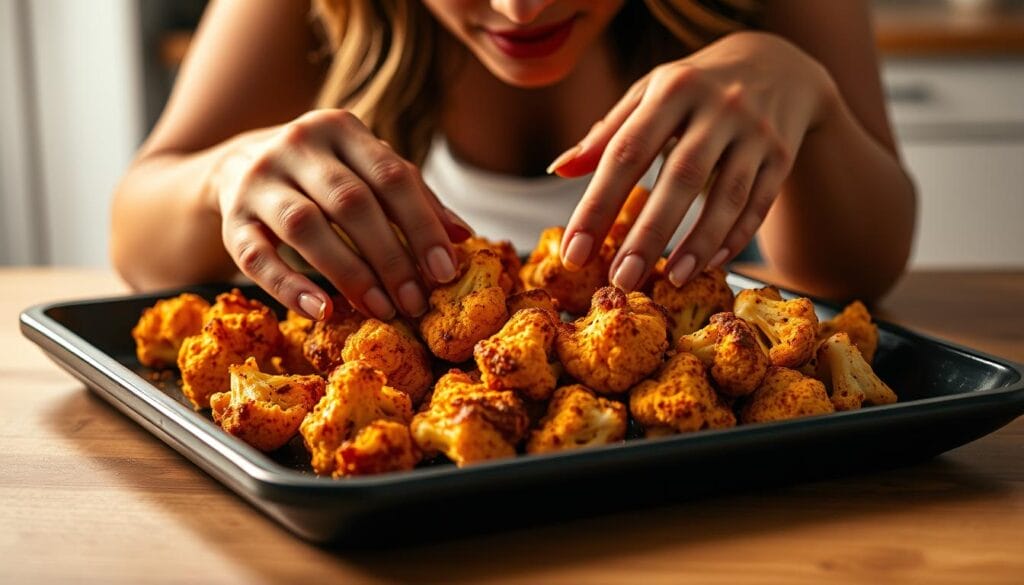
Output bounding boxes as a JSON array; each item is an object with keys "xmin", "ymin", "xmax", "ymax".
[{"xmin": 485, "ymin": 16, "xmax": 576, "ymax": 59}]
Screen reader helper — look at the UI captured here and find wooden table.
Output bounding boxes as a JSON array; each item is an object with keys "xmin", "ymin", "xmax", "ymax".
[{"xmin": 2, "ymin": 268, "xmax": 1022, "ymax": 584}]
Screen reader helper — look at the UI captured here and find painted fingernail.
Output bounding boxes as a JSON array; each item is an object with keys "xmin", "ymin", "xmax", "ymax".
[
  {"xmin": 546, "ymin": 144, "xmax": 582, "ymax": 175},
  {"xmin": 612, "ymin": 254, "xmax": 646, "ymax": 291},
  {"xmin": 362, "ymin": 287, "xmax": 396, "ymax": 320},
  {"xmin": 668, "ymin": 254, "xmax": 696, "ymax": 288},
  {"xmin": 562, "ymin": 232, "xmax": 593, "ymax": 272},
  {"xmin": 297, "ymin": 292, "xmax": 327, "ymax": 321},
  {"xmin": 426, "ymin": 246, "xmax": 457, "ymax": 283},
  {"xmin": 444, "ymin": 208, "xmax": 475, "ymax": 238},
  {"xmin": 397, "ymin": 280, "xmax": 427, "ymax": 317},
  {"xmin": 708, "ymin": 248, "xmax": 730, "ymax": 269}
]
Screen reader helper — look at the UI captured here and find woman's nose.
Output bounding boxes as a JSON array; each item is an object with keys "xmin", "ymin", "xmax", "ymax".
[{"xmin": 489, "ymin": 0, "xmax": 557, "ymax": 25}]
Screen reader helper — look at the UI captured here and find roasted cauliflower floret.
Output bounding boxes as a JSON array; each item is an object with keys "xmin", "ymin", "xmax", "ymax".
[
  {"xmin": 556, "ymin": 287, "xmax": 669, "ymax": 394},
  {"xmin": 734, "ymin": 286, "xmax": 819, "ymax": 368},
  {"xmin": 303, "ymin": 297, "xmax": 365, "ymax": 374},
  {"xmin": 203, "ymin": 288, "xmax": 266, "ymax": 322},
  {"xmin": 410, "ymin": 369, "xmax": 529, "ymax": 467},
  {"xmin": 816, "ymin": 332, "xmax": 897, "ymax": 411},
  {"xmin": 177, "ymin": 297, "xmax": 282, "ymax": 410},
  {"xmin": 455, "ymin": 236, "xmax": 522, "ymax": 294},
  {"xmin": 651, "ymin": 267, "xmax": 735, "ymax": 341},
  {"xmin": 276, "ymin": 310, "xmax": 317, "ymax": 375},
  {"xmin": 474, "ymin": 307, "xmax": 560, "ymax": 401},
  {"xmin": 628, "ymin": 352, "xmax": 736, "ymax": 436},
  {"xmin": 333, "ymin": 420, "xmax": 421, "ymax": 477},
  {"xmin": 677, "ymin": 312, "xmax": 769, "ymax": 398},
  {"xmin": 526, "ymin": 384, "xmax": 627, "ymax": 454},
  {"xmin": 520, "ymin": 226, "xmax": 613, "ymax": 315},
  {"xmin": 605, "ymin": 185, "xmax": 650, "ymax": 248},
  {"xmin": 738, "ymin": 367, "xmax": 835, "ymax": 424},
  {"xmin": 420, "ymin": 249, "xmax": 509, "ymax": 362},
  {"xmin": 506, "ymin": 289, "xmax": 559, "ymax": 315},
  {"xmin": 818, "ymin": 300, "xmax": 879, "ymax": 364},
  {"xmin": 341, "ymin": 318, "xmax": 432, "ymax": 405},
  {"xmin": 209, "ymin": 357, "xmax": 325, "ymax": 452},
  {"xmin": 299, "ymin": 361, "xmax": 413, "ymax": 476},
  {"xmin": 131, "ymin": 293, "xmax": 210, "ymax": 368}
]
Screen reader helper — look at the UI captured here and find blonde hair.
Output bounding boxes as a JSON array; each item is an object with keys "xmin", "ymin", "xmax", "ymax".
[{"xmin": 312, "ymin": 0, "xmax": 762, "ymax": 165}]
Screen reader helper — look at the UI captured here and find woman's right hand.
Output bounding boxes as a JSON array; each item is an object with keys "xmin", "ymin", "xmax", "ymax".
[{"xmin": 209, "ymin": 109, "xmax": 472, "ymax": 322}]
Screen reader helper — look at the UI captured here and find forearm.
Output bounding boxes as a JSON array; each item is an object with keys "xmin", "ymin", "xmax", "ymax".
[{"xmin": 758, "ymin": 85, "xmax": 916, "ymax": 303}]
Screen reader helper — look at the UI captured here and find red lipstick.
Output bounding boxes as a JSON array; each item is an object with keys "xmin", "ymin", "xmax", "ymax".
[{"xmin": 486, "ymin": 16, "xmax": 576, "ymax": 59}]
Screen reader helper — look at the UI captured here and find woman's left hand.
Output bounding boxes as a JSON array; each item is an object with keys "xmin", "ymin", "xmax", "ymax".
[{"xmin": 552, "ymin": 31, "xmax": 838, "ymax": 290}]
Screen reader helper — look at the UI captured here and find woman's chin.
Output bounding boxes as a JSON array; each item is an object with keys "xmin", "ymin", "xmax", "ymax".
[{"xmin": 477, "ymin": 55, "xmax": 576, "ymax": 89}]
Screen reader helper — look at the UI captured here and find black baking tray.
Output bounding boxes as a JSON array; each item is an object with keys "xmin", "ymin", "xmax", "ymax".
[{"xmin": 20, "ymin": 273, "xmax": 1024, "ymax": 545}]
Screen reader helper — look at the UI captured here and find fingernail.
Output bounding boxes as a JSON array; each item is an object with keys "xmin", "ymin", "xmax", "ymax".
[
  {"xmin": 612, "ymin": 254, "xmax": 646, "ymax": 291},
  {"xmin": 397, "ymin": 280, "xmax": 427, "ymax": 317},
  {"xmin": 708, "ymin": 248, "xmax": 730, "ymax": 269},
  {"xmin": 668, "ymin": 254, "xmax": 696, "ymax": 287},
  {"xmin": 562, "ymin": 232, "xmax": 593, "ymax": 272},
  {"xmin": 546, "ymin": 144, "xmax": 582, "ymax": 175},
  {"xmin": 362, "ymin": 287, "xmax": 396, "ymax": 320},
  {"xmin": 444, "ymin": 208, "xmax": 475, "ymax": 237},
  {"xmin": 297, "ymin": 292, "xmax": 327, "ymax": 321},
  {"xmin": 426, "ymin": 246, "xmax": 458, "ymax": 283}
]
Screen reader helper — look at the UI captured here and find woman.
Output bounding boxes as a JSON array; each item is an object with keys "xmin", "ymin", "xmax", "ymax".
[{"xmin": 111, "ymin": 0, "xmax": 915, "ymax": 322}]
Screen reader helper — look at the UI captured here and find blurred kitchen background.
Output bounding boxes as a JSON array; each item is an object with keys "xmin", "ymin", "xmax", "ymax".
[{"xmin": 1, "ymin": 0, "xmax": 1022, "ymax": 269}]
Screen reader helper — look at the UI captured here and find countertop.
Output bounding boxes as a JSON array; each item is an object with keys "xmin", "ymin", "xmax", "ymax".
[{"xmin": 1, "ymin": 267, "xmax": 1022, "ymax": 584}]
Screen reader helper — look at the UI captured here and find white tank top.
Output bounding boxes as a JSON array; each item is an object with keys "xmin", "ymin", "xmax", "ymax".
[{"xmin": 421, "ymin": 135, "xmax": 702, "ymax": 254}]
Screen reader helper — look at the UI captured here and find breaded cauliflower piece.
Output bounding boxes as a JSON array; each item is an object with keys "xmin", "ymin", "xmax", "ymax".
[
  {"xmin": 131, "ymin": 293, "xmax": 210, "ymax": 368},
  {"xmin": 303, "ymin": 297, "xmax": 365, "ymax": 374},
  {"xmin": 299, "ymin": 360, "xmax": 414, "ymax": 476},
  {"xmin": 203, "ymin": 288, "xmax": 266, "ymax": 322},
  {"xmin": 677, "ymin": 312, "xmax": 769, "ymax": 398},
  {"xmin": 520, "ymin": 226, "xmax": 613, "ymax": 315},
  {"xmin": 341, "ymin": 318, "xmax": 432, "ymax": 405},
  {"xmin": 506, "ymin": 289, "xmax": 559, "ymax": 315},
  {"xmin": 526, "ymin": 384, "xmax": 627, "ymax": 454},
  {"xmin": 209, "ymin": 357, "xmax": 326, "ymax": 452},
  {"xmin": 629, "ymin": 352, "xmax": 736, "ymax": 436},
  {"xmin": 410, "ymin": 369, "xmax": 529, "ymax": 467},
  {"xmin": 651, "ymin": 267, "xmax": 735, "ymax": 341},
  {"xmin": 177, "ymin": 296, "xmax": 282, "ymax": 410},
  {"xmin": 734, "ymin": 286, "xmax": 819, "ymax": 368},
  {"xmin": 474, "ymin": 307, "xmax": 560, "ymax": 401},
  {"xmin": 556, "ymin": 287, "xmax": 669, "ymax": 394},
  {"xmin": 333, "ymin": 420, "xmax": 421, "ymax": 477},
  {"xmin": 818, "ymin": 300, "xmax": 879, "ymax": 364},
  {"xmin": 739, "ymin": 366, "xmax": 835, "ymax": 423},
  {"xmin": 276, "ymin": 310, "xmax": 317, "ymax": 375},
  {"xmin": 816, "ymin": 332, "xmax": 897, "ymax": 411},
  {"xmin": 455, "ymin": 236, "xmax": 522, "ymax": 294},
  {"xmin": 420, "ymin": 249, "xmax": 509, "ymax": 362},
  {"xmin": 605, "ymin": 185, "xmax": 650, "ymax": 248}
]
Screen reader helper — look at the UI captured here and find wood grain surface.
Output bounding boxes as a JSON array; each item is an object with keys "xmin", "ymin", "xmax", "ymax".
[{"xmin": 1, "ymin": 267, "xmax": 1021, "ymax": 584}]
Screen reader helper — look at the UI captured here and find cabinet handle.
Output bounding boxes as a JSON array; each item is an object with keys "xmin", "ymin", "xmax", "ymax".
[{"xmin": 886, "ymin": 82, "xmax": 935, "ymax": 104}]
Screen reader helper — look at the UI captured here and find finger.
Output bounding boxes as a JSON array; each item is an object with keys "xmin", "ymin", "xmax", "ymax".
[
  {"xmin": 663, "ymin": 137, "xmax": 764, "ymax": 286},
  {"xmin": 561, "ymin": 77, "xmax": 696, "ymax": 270},
  {"xmin": 716, "ymin": 149, "xmax": 794, "ymax": 264},
  {"xmin": 245, "ymin": 186, "xmax": 401, "ymax": 320},
  {"xmin": 609, "ymin": 106, "xmax": 736, "ymax": 291}
]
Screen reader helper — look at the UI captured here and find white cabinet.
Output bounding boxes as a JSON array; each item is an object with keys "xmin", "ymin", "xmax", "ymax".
[{"xmin": 882, "ymin": 58, "xmax": 1024, "ymax": 267}]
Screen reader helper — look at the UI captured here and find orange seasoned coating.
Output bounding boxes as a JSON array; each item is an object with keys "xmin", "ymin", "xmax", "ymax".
[
  {"xmin": 605, "ymin": 185, "xmax": 650, "ymax": 248},
  {"xmin": 520, "ymin": 226, "xmax": 613, "ymax": 315},
  {"xmin": 203, "ymin": 288, "xmax": 266, "ymax": 322},
  {"xmin": 651, "ymin": 267, "xmax": 735, "ymax": 341},
  {"xmin": 299, "ymin": 361, "xmax": 413, "ymax": 476},
  {"xmin": 131, "ymin": 293, "xmax": 210, "ymax": 368},
  {"xmin": 475, "ymin": 307, "xmax": 560, "ymax": 401},
  {"xmin": 816, "ymin": 332, "xmax": 897, "ymax": 411},
  {"xmin": 410, "ymin": 369, "xmax": 529, "ymax": 467},
  {"xmin": 333, "ymin": 420, "xmax": 421, "ymax": 477},
  {"xmin": 303, "ymin": 297, "xmax": 365, "ymax": 374},
  {"xmin": 818, "ymin": 300, "xmax": 879, "ymax": 364},
  {"xmin": 526, "ymin": 384, "xmax": 627, "ymax": 454},
  {"xmin": 276, "ymin": 310, "xmax": 317, "ymax": 375},
  {"xmin": 210, "ymin": 357, "xmax": 325, "ymax": 452},
  {"xmin": 677, "ymin": 312, "xmax": 769, "ymax": 398},
  {"xmin": 629, "ymin": 352, "xmax": 736, "ymax": 436},
  {"xmin": 556, "ymin": 287, "xmax": 669, "ymax": 394},
  {"xmin": 506, "ymin": 289, "xmax": 559, "ymax": 315},
  {"xmin": 341, "ymin": 318, "xmax": 432, "ymax": 405},
  {"xmin": 734, "ymin": 286, "xmax": 819, "ymax": 368},
  {"xmin": 738, "ymin": 367, "xmax": 835, "ymax": 424},
  {"xmin": 455, "ymin": 236, "xmax": 522, "ymax": 294},
  {"xmin": 177, "ymin": 295, "xmax": 282, "ymax": 410},
  {"xmin": 420, "ymin": 249, "xmax": 509, "ymax": 362}
]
